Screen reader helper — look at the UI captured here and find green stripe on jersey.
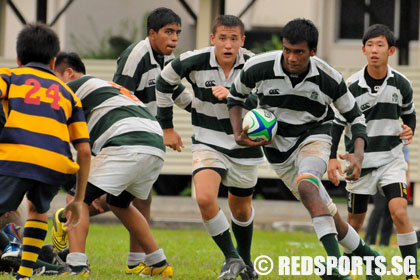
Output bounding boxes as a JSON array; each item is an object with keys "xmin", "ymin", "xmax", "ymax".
[
  {"xmin": 345, "ymin": 135, "xmax": 401, "ymax": 154},
  {"xmin": 103, "ymin": 131, "xmax": 164, "ymax": 151},
  {"xmin": 89, "ymin": 105, "xmax": 155, "ymax": 142},
  {"xmin": 192, "ymin": 138, "xmax": 263, "ymax": 159},
  {"xmin": 363, "ymin": 103, "xmax": 400, "ymax": 121},
  {"xmin": 258, "ymin": 93, "xmax": 328, "ymax": 118}
]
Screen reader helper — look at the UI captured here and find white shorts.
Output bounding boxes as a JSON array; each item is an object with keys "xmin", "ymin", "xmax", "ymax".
[
  {"xmin": 89, "ymin": 152, "xmax": 164, "ymax": 199},
  {"xmin": 346, "ymin": 155, "xmax": 407, "ymax": 195},
  {"xmin": 270, "ymin": 141, "xmax": 331, "ymax": 201},
  {"xmin": 192, "ymin": 149, "xmax": 258, "ymax": 189}
]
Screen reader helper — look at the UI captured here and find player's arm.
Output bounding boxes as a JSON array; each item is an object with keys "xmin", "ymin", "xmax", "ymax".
[
  {"xmin": 63, "ymin": 97, "xmax": 91, "ymax": 230},
  {"xmin": 228, "ymin": 70, "xmax": 267, "ymax": 147},
  {"xmin": 156, "ymin": 59, "xmax": 185, "ymax": 152},
  {"xmin": 64, "ymin": 141, "xmax": 90, "ymax": 231},
  {"xmin": 0, "ymin": 69, "xmax": 10, "ymax": 131},
  {"xmin": 398, "ymin": 81, "xmax": 416, "ymax": 145},
  {"xmin": 327, "ymin": 117, "xmax": 345, "ymax": 186},
  {"xmin": 172, "ymin": 83, "xmax": 193, "ymax": 112},
  {"xmin": 112, "ymin": 51, "xmax": 140, "ymax": 92},
  {"xmin": 332, "ymin": 80, "xmax": 368, "ymax": 181}
]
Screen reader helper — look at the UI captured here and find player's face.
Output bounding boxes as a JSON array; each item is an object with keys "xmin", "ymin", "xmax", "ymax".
[
  {"xmin": 210, "ymin": 25, "xmax": 245, "ymax": 67},
  {"xmin": 362, "ymin": 35, "xmax": 395, "ymax": 67},
  {"xmin": 282, "ymin": 39, "xmax": 316, "ymax": 74},
  {"xmin": 150, "ymin": 23, "xmax": 181, "ymax": 56}
]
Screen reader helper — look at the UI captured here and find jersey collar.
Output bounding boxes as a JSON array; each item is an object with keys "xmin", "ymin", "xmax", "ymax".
[
  {"xmin": 24, "ymin": 62, "xmax": 54, "ymax": 74},
  {"xmin": 274, "ymin": 51, "xmax": 319, "ymax": 78},
  {"xmin": 145, "ymin": 37, "xmax": 174, "ymax": 67},
  {"xmin": 209, "ymin": 46, "xmax": 247, "ymax": 69},
  {"xmin": 357, "ymin": 64, "xmax": 394, "ymax": 89}
]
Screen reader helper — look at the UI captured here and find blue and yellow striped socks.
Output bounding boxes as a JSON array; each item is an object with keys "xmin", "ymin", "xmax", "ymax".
[{"xmin": 15, "ymin": 219, "xmax": 48, "ymax": 279}]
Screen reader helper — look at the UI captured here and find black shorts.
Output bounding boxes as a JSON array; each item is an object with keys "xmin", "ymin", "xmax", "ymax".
[
  {"xmin": 0, "ymin": 175, "xmax": 60, "ymax": 215},
  {"xmin": 69, "ymin": 182, "xmax": 135, "ymax": 208},
  {"xmin": 347, "ymin": 182, "xmax": 408, "ymax": 214}
]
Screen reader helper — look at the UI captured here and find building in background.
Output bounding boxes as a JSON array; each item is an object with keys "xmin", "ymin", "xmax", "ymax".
[{"xmin": 1, "ymin": 0, "xmax": 419, "ymax": 66}]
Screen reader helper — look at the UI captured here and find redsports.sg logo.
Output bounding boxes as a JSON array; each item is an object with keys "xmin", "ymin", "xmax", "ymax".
[{"xmin": 254, "ymin": 255, "xmax": 416, "ymax": 276}]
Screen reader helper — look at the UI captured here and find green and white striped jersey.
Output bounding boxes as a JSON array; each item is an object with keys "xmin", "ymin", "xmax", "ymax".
[
  {"xmin": 334, "ymin": 65, "xmax": 415, "ymax": 169},
  {"xmin": 68, "ymin": 75, "xmax": 165, "ymax": 160},
  {"xmin": 156, "ymin": 46, "xmax": 264, "ymax": 165},
  {"xmin": 113, "ymin": 37, "xmax": 190, "ymax": 116},
  {"xmin": 228, "ymin": 50, "xmax": 367, "ymax": 164}
]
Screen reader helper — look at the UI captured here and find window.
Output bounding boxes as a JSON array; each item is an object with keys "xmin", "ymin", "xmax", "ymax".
[{"xmin": 338, "ymin": 0, "xmax": 419, "ymax": 41}]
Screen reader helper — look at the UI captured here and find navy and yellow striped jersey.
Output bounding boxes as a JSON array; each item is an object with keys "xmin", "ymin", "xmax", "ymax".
[{"xmin": 0, "ymin": 63, "xmax": 90, "ymax": 185}]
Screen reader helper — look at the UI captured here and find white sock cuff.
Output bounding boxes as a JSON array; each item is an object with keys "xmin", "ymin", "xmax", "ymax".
[
  {"xmin": 312, "ymin": 215, "xmax": 337, "ymax": 240},
  {"xmin": 397, "ymin": 231, "xmax": 418, "ymax": 246},
  {"xmin": 231, "ymin": 206, "xmax": 255, "ymax": 227},
  {"xmin": 145, "ymin": 248, "xmax": 166, "ymax": 267},
  {"xmin": 338, "ymin": 223, "xmax": 360, "ymax": 252},
  {"xmin": 203, "ymin": 209, "xmax": 230, "ymax": 236},
  {"xmin": 66, "ymin": 252, "xmax": 88, "ymax": 267},
  {"xmin": 127, "ymin": 252, "xmax": 146, "ymax": 266}
]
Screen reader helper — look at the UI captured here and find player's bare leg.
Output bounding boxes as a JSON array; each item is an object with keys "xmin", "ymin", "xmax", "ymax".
[
  {"xmin": 126, "ymin": 196, "xmax": 151, "ymax": 267},
  {"xmin": 67, "ymin": 195, "xmax": 90, "ymax": 254},
  {"xmin": 298, "ymin": 180, "xmax": 342, "ymax": 259},
  {"xmin": 110, "ymin": 204, "xmax": 158, "ymax": 253},
  {"xmin": 228, "ymin": 193, "xmax": 258, "ymax": 278},
  {"xmin": 389, "ymin": 197, "xmax": 412, "ymax": 233},
  {"xmin": 194, "ymin": 169, "xmax": 221, "ymax": 220},
  {"xmin": 110, "ymin": 203, "xmax": 172, "ymax": 277},
  {"xmin": 346, "ymin": 212, "xmax": 366, "ymax": 232},
  {"xmin": 389, "ymin": 196, "xmax": 418, "ymax": 278},
  {"xmin": 194, "ymin": 169, "xmax": 245, "ymax": 279}
]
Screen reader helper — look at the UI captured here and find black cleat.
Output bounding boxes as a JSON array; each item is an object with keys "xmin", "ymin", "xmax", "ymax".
[{"xmin": 218, "ymin": 258, "xmax": 246, "ymax": 279}]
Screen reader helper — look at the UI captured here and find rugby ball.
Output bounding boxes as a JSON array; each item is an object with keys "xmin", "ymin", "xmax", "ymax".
[{"xmin": 242, "ymin": 109, "xmax": 278, "ymax": 141}]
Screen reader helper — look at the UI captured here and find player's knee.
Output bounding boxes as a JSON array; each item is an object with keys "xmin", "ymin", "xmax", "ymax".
[
  {"xmin": 196, "ymin": 194, "xmax": 216, "ymax": 212},
  {"xmin": 390, "ymin": 206, "xmax": 408, "ymax": 225},
  {"xmin": 347, "ymin": 215, "xmax": 364, "ymax": 232},
  {"xmin": 133, "ymin": 196, "xmax": 152, "ymax": 210},
  {"xmin": 231, "ymin": 206, "xmax": 251, "ymax": 222},
  {"xmin": 297, "ymin": 181, "xmax": 319, "ymax": 203}
]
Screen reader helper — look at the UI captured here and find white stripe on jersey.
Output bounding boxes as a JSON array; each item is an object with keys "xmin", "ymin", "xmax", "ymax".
[
  {"xmin": 363, "ymin": 144, "xmax": 403, "ymax": 168},
  {"xmin": 122, "ymin": 40, "xmax": 149, "ymax": 76},
  {"xmin": 312, "ymin": 56, "xmax": 343, "ymax": 84},
  {"xmin": 137, "ymin": 67, "xmax": 160, "ymax": 91},
  {"xmin": 160, "ymin": 63, "xmax": 181, "ymax": 87},
  {"xmin": 270, "ymin": 106, "xmax": 329, "ymax": 125},
  {"xmin": 75, "ymin": 76, "xmax": 109, "ymax": 100},
  {"xmin": 92, "ymin": 117, "xmax": 163, "ymax": 154},
  {"xmin": 86, "ymin": 95, "xmax": 146, "ymax": 131},
  {"xmin": 367, "ymin": 119, "xmax": 401, "ymax": 137}
]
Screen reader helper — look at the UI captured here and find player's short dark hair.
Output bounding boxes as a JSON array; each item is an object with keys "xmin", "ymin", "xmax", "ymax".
[
  {"xmin": 16, "ymin": 23, "xmax": 60, "ymax": 65},
  {"xmin": 147, "ymin": 7, "xmax": 181, "ymax": 34},
  {"xmin": 212, "ymin": 15, "xmax": 244, "ymax": 36},
  {"xmin": 362, "ymin": 24, "xmax": 395, "ymax": 47},
  {"xmin": 55, "ymin": 52, "xmax": 86, "ymax": 74},
  {"xmin": 282, "ymin": 18, "xmax": 318, "ymax": 51}
]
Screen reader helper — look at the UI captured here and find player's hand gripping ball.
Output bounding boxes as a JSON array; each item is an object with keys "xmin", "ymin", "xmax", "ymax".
[{"xmin": 242, "ymin": 109, "xmax": 278, "ymax": 141}]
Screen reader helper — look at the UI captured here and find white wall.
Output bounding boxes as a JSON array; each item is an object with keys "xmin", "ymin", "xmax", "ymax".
[
  {"xmin": 3, "ymin": 0, "xmax": 37, "ymax": 59},
  {"xmin": 1, "ymin": 0, "xmax": 419, "ymax": 67}
]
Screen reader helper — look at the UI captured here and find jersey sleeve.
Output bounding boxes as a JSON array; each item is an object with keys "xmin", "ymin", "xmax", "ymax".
[
  {"xmin": 227, "ymin": 67, "xmax": 254, "ymax": 109},
  {"xmin": 68, "ymin": 96, "xmax": 90, "ymax": 145},
  {"xmin": 0, "ymin": 68, "xmax": 11, "ymax": 99},
  {"xmin": 400, "ymin": 79, "xmax": 416, "ymax": 134},
  {"xmin": 332, "ymin": 79, "xmax": 368, "ymax": 145},
  {"xmin": 156, "ymin": 58, "xmax": 184, "ymax": 129},
  {"xmin": 112, "ymin": 53, "xmax": 140, "ymax": 92}
]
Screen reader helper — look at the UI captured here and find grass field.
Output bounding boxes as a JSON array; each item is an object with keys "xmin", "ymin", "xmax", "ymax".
[{"xmin": 0, "ymin": 224, "xmax": 414, "ymax": 279}]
